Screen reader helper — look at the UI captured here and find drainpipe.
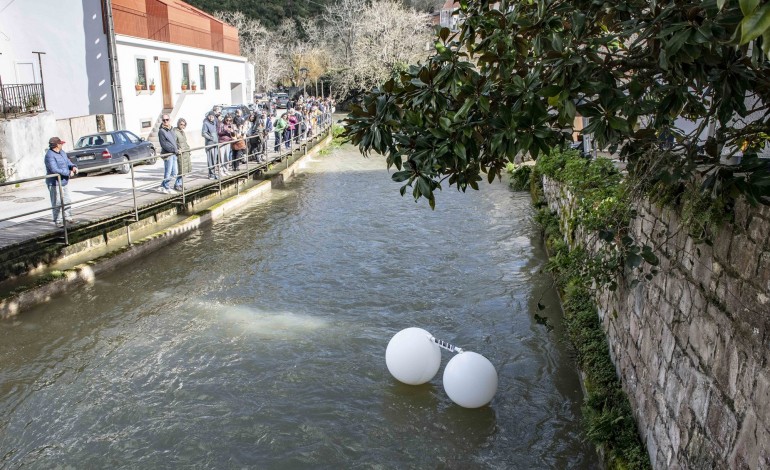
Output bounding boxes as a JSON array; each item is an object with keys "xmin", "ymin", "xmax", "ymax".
[{"xmin": 102, "ymin": 0, "xmax": 125, "ymax": 129}]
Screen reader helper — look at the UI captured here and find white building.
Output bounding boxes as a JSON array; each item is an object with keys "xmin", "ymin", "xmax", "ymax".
[
  {"xmin": 112, "ymin": 0, "xmax": 252, "ymax": 148},
  {"xmin": 0, "ymin": 0, "xmax": 252, "ymax": 180}
]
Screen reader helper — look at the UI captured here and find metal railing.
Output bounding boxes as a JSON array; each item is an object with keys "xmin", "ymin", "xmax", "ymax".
[
  {"xmin": 0, "ymin": 114, "xmax": 335, "ymax": 246},
  {"xmin": 0, "ymin": 80, "xmax": 46, "ymax": 118}
]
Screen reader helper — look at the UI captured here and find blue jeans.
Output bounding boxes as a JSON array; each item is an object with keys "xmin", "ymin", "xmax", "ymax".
[
  {"xmin": 47, "ymin": 183, "xmax": 72, "ymax": 223},
  {"xmin": 162, "ymin": 155, "xmax": 177, "ymax": 189},
  {"xmin": 205, "ymin": 142, "xmax": 219, "ymax": 176}
]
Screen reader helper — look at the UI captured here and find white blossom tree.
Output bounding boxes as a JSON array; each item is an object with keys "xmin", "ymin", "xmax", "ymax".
[{"xmin": 322, "ymin": 0, "xmax": 431, "ymax": 98}]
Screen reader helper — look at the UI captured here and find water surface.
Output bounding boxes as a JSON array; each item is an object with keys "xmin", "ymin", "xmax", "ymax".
[{"xmin": 0, "ymin": 146, "xmax": 598, "ymax": 468}]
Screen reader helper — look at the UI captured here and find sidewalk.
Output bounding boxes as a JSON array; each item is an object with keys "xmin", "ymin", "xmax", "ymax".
[{"xmin": 0, "ymin": 134, "xmax": 297, "ymax": 249}]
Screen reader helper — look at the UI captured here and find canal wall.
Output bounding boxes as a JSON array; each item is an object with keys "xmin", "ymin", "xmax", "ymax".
[{"xmin": 541, "ymin": 177, "xmax": 770, "ymax": 469}]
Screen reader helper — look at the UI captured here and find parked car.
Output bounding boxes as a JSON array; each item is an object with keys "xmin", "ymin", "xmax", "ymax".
[
  {"xmin": 221, "ymin": 104, "xmax": 251, "ymax": 118},
  {"xmin": 275, "ymin": 93, "xmax": 290, "ymax": 108},
  {"xmin": 68, "ymin": 130, "xmax": 156, "ymax": 174}
]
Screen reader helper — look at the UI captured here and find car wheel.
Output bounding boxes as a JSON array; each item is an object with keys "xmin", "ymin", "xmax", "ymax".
[
  {"xmin": 147, "ymin": 147, "xmax": 158, "ymax": 165},
  {"xmin": 117, "ymin": 156, "xmax": 130, "ymax": 174}
]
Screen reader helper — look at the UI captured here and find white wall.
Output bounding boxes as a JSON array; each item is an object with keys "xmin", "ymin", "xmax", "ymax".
[
  {"xmin": 0, "ymin": 112, "xmax": 58, "ymax": 180},
  {"xmin": 0, "ymin": 0, "xmax": 114, "ymax": 119},
  {"xmin": 115, "ymin": 35, "xmax": 249, "ymax": 148}
]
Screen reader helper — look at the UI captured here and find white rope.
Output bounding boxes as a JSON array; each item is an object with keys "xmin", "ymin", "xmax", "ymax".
[{"xmin": 428, "ymin": 335, "xmax": 464, "ymax": 354}]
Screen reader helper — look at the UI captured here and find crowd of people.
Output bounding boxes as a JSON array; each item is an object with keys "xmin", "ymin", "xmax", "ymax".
[
  {"xmin": 159, "ymin": 95, "xmax": 336, "ymax": 193},
  {"xmin": 43, "ymin": 94, "xmax": 336, "ymax": 224}
]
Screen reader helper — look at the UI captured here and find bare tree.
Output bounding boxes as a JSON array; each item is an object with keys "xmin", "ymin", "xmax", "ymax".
[
  {"xmin": 324, "ymin": 0, "xmax": 431, "ymax": 98},
  {"xmin": 215, "ymin": 11, "xmax": 284, "ymax": 93}
]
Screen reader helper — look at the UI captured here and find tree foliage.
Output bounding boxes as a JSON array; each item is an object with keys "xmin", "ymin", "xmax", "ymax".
[{"xmin": 344, "ymin": 0, "xmax": 770, "ymax": 208}]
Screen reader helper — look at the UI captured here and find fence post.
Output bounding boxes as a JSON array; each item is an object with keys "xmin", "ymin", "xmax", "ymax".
[
  {"xmin": 0, "ymin": 75, "xmax": 6, "ymax": 117},
  {"xmin": 130, "ymin": 162, "xmax": 139, "ymax": 221}
]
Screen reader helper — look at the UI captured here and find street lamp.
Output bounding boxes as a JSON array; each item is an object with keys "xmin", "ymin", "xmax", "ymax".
[{"xmin": 299, "ymin": 67, "xmax": 308, "ymax": 98}]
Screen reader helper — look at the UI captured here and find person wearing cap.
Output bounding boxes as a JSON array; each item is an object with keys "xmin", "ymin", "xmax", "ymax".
[{"xmin": 44, "ymin": 137, "xmax": 77, "ymax": 227}]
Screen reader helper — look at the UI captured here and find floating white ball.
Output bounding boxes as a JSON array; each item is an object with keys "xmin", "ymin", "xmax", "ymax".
[
  {"xmin": 443, "ymin": 351, "xmax": 498, "ymax": 408},
  {"xmin": 385, "ymin": 327, "xmax": 442, "ymax": 385}
]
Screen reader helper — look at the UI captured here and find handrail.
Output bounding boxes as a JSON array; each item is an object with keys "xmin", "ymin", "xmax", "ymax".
[{"xmin": 0, "ymin": 113, "xmax": 334, "ymax": 246}]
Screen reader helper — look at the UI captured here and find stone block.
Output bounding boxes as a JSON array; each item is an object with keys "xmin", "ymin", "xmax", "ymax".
[
  {"xmin": 705, "ymin": 395, "xmax": 738, "ymax": 458},
  {"xmin": 747, "ymin": 215, "xmax": 770, "ymax": 248},
  {"xmin": 757, "ymin": 251, "xmax": 770, "ymax": 294},
  {"xmin": 687, "ymin": 312, "xmax": 717, "ymax": 369},
  {"xmin": 734, "ymin": 199, "xmax": 751, "ymax": 230},
  {"xmin": 688, "ymin": 370, "xmax": 713, "ymax": 428},
  {"xmin": 678, "ymin": 283, "xmax": 694, "ymax": 320},
  {"xmin": 711, "ymin": 336, "xmax": 736, "ymax": 399},
  {"xmin": 713, "ymin": 223, "xmax": 734, "ymax": 263},
  {"xmin": 728, "ymin": 234, "xmax": 760, "ymax": 279},
  {"xmin": 660, "ymin": 324, "xmax": 676, "ymax": 365},
  {"xmin": 752, "ymin": 371, "xmax": 770, "ymax": 433},
  {"xmin": 730, "ymin": 409, "xmax": 758, "ymax": 469},
  {"xmin": 684, "ymin": 428, "xmax": 721, "ymax": 468}
]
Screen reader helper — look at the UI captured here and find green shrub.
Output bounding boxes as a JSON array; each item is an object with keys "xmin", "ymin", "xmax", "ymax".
[{"xmin": 505, "ymin": 163, "xmax": 532, "ymax": 191}]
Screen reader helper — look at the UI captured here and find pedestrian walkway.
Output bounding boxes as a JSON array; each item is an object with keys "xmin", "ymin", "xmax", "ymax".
[{"xmin": 0, "ymin": 125, "xmax": 331, "ymax": 251}]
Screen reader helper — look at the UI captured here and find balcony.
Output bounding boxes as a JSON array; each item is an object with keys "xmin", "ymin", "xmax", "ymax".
[{"xmin": 0, "ymin": 82, "xmax": 46, "ymax": 118}]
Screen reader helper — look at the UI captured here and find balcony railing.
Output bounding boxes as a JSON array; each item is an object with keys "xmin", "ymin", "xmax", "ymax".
[{"xmin": 0, "ymin": 80, "xmax": 46, "ymax": 118}]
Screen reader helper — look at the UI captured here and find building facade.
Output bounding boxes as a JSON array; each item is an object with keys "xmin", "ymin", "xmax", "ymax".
[{"xmin": 0, "ymin": 0, "xmax": 251, "ymax": 180}]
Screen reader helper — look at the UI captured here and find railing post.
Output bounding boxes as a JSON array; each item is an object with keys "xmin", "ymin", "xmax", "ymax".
[
  {"xmin": 57, "ymin": 175, "xmax": 69, "ymax": 245},
  {"xmin": 0, "ymin": 75, "xmax": 6, "ymax": 118},
  {"xmin": 129, "ymin": 161, "xmax": 139, "ymax": 221}
]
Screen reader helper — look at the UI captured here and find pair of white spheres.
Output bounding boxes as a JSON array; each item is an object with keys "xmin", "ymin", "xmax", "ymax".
[{"xmin": 385, "ymin": 327, "xmax": 498, "ymax": 408}]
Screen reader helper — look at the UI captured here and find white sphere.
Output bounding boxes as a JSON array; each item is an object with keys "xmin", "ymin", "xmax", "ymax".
[
  {"xmin": 385, "ymin": 327, "xmax": 442, "ymax": 385},
  {"xmin": 443, "ymin": 351, "xmax": 498, "ymax": 408}
]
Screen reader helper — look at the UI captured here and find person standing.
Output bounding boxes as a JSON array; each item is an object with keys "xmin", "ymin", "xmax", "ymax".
[
  {"xmin": 218, "ymin": 115, "xmax": 236, "ymax": 173},
  {"xmin": 273, "ymin": 114, "xmax": 287, "ymax": 152},
  {"xmin": 44, "ymin": 137, "xmax": 77, "ymax": 227},
  {"xmin": 173, "ymin": 118, "xmax": 191, "ymax": 191},
  {"xmin": 157, "ymin": 114, "xmax": 179, "ymax": 194},
  {"xmin": 202, "ymin": 111, "xmax": 219, "ymax": 179}
]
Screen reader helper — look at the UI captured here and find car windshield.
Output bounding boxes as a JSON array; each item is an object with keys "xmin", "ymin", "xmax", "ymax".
[{"xmin": 76, "ymin": 134, "xmax": 114, "ymax": 148}]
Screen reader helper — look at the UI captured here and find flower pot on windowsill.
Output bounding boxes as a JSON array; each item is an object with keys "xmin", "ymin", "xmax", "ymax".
[
  {"xmin": 181, "ymin": 85, "xmax": 188, "ymax": 91},
  {"xmin": 135, "ymin": 84, "xmax": 143, "ymax": 91},
  {"xmin": 191, "ymin": 85, "xmax": 197, "ymax": 91},
  {"xmin": 149, "ymin": 85, "xmax": 156, "ymax": 92}
]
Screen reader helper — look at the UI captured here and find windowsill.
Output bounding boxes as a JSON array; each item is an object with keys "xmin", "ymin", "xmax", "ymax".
[{"xmin": 135, "ymin": 89, "xmax": 156, "ymax": 95}]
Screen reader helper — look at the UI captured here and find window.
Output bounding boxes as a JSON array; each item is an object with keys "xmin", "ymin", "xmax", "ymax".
[
  {"xmin": 124, "ymin": 131, "xmax": 141, "ymax": 143},
  {"xmin": 115, "ymin": 132, "xmax": 128, "ymax": 144},
  {"xmin": 199, "ymin": 65, "xmax": 207, "ymax": 90},
  {"xmin": 136, "ymin": 58, "xmax": 147, "ymax": 90},
  {"xmin": 214, "ymin": 66, "xmax": 220, "ymax": 90},
  {"xmin": 182, "ymin": 63, "xmax": 190, "ymax": 87}
]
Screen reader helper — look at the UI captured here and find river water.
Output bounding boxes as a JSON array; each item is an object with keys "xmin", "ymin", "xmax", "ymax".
[{"xmin": 0, "ymin": 146, "xmax": 599, "ymax": 468}]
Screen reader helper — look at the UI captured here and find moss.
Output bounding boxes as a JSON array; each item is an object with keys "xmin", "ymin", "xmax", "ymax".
[{"xmin": 530, "ymin": 178, "xmax": 651, "ymax": 470}]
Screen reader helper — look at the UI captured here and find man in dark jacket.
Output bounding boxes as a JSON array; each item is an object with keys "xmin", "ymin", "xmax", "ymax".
[
  {"xmin": 44, "ymin": 137, "xmax": 78, "ymax": 227},
  {"xmin": 202, "ymin": 111, "xmax": 219, "ymax": 179},
  {"xmin": 157, "ymin": 113, "xmax": 179, "ymax": 193}
]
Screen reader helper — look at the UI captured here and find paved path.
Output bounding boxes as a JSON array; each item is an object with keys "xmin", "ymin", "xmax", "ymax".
[{"xmin": 0, "ymin": 130, "xmax": 312, "ymax": 249}]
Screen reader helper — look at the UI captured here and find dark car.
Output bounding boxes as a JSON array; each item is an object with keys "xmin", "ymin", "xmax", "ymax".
[
  {"xmin": 68, "ymin": 130, "xmax": 156, "ymax": 174},
  {"xmin": 275, "ymin": 93, "xmax": 290, "ymax": 108},
  {"xmin": 221, "ymin": 104, "xmax": 251, "ymax": 118}
]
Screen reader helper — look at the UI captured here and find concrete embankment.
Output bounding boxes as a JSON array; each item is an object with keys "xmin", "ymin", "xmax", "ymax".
[{"xmin": 0, "ymin": 132, "xmax": 333, "ymax": 318}]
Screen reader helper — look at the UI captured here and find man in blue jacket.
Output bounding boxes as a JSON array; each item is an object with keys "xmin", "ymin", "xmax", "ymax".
[{"xmin": 44, "ymin": 137, "xmax": 77, "ymax": 227}]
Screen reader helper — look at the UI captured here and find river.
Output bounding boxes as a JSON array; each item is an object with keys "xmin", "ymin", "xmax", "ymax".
[{"xmin": 0, "ymin": 145, "xmax": 599, "ymax": 468}]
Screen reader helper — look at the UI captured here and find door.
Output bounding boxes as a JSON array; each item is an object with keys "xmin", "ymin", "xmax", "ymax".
[{"xmin": 160, "ymin": 61, "xmax": 172, "ymax": 109}]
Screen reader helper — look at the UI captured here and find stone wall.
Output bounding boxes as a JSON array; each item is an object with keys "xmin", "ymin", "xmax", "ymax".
[{"xmin": 541, "ymin": 177, "xmax": 770, "ymax": 469}]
